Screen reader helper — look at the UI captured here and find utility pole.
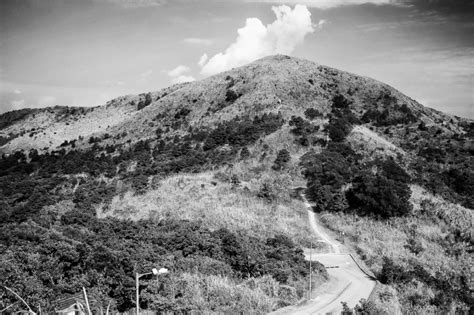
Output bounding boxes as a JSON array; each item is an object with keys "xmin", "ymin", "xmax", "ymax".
[
  {"xmin": 136, "ymin": 273, "xmax": 140, "ymax": 315},
  {"xmin": 309, "ymin": 240, "xmax": 312, "ymax": 300},
  {"xmin": 136, "ymin": 268, "xmax": 169, "ymax": 315}
]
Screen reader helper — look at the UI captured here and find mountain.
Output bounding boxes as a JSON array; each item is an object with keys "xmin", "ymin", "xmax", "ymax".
[{"xmin": 1, "ymin": 55, "xmax": 472, "ymax": 313}]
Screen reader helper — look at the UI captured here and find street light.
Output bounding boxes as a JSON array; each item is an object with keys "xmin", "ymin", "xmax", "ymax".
[{"xmin": 136, "ymin": 267, "xmax": 169, "ymax": 315}]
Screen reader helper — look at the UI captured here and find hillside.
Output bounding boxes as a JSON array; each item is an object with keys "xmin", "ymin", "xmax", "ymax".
[{"xmin": 1, "ymin": 55, "xmax": 472, "ymax": 313}]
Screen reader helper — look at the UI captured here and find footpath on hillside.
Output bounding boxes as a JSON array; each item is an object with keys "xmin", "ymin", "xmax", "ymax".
[{"xmin": 271, "ymin": 196, "xmax": 376, "ymax": 315}]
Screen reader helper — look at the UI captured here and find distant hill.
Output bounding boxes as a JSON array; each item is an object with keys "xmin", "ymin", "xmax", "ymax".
[{"xmin": 1, "ymin": 55, "xmax": 472, "ymax": 313}]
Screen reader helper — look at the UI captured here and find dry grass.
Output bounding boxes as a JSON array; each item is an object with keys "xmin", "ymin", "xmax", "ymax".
[
  {"xmin": 98, "ymin": 172, "xmax": 317, "ymax": 245},
  {"xmin": 0, "ymin": 97, "xmax": 138, "ymax": 153},
  {"xmin": 347, "ymin": 125, "xmax": 406, "ymax": 160},
  {"xmin": 142, "ymin": 273, "xmax": 293, "ymax": 313}
]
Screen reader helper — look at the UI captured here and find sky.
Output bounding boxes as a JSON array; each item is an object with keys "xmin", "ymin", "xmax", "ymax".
[{"xmin": 0, "ymin": 0, "xmax": 473, "ymax": 118}]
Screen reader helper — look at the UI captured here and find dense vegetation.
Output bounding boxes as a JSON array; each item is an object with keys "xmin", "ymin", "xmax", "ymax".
[
  {"xmin": 0, "ymin": 112, "xmax": 323, "ymax": 313},
  {"xmin": 1, "ymin": 217, "xmax": 314, "ymax": 312}
]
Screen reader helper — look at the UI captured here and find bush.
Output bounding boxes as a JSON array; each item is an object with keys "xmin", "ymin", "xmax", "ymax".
[
  {"xmin": 240, "ymin": 147, "xmax": 250, "ymax": 160},
  {"xmin": 326, "ymin": 117, "xmax": 351, "ymax": 142},
  {"xmin": 304, "ymin": 108, "xmax": 322, "ymax": 120},
  {"xmin": 346, "ymin": 173, "xmax": 412, "ymax": 218},
  {"xmin": 225, "ymin": 89, "xmax": 240, "ymax": 103},
  {"xmin": 272, "ymin": 149, "xmax": 291, "ymax": 170},
  {"xmin": 138, "ymin": 93, "xmax": 153, "ymax": 110},
  {"xmin": 289, "ymin": 116, "xmax": 320, "ymax": 146}
]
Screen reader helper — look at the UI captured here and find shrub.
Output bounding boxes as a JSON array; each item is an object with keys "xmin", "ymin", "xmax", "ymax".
[
  {"xmin": 346, "ymin": 173, "xmax": 412, "ymax": 218},
  {"xmin": 378, "ymin": 159, "xmax": 411, "ymax": 183},
  {"xmin": 225, "ymin": 89, "xmax": 240, "ymax": 103},
  {"xmin": 304, "ymin": 108, "xmax": 322, "ymax": 120},
  {"xmin": 272, "ymin": 149, "xmax": 291, "ymax": 170},
  {"xmin": 137, "ymin": 93, "xmax": 153, "ymax": 110},
  {"xmin": 289, "ymin": 116, "xmax": 320, "ymax": 146},
  {"xmin": 240, "ymin": 147, "xmax": 250, "ymax": 160},
  {"xmin": 326, "ymin": 117, "xmax": 351, "ymax": 142}
]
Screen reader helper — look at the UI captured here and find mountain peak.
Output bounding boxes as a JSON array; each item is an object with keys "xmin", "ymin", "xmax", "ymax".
[{"xmin": 0, "ymin": 56, "xmax": 468, "ymax": 154}]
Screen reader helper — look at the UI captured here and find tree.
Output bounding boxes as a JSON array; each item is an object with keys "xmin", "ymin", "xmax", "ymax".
[
  {"xmin": 240, "ymin": 147, "xmax": 250, "ymax": 160},
  {"xmin": 272, "ymin": 149, "xmax": 291, "ymax": 170},
  {"xmin": 304, "ymin": 108, "xmax": 322, "ymax": 120},
  {"xmin": 346, "ymin": 174, "xmax": 412, "ymax": 218}
]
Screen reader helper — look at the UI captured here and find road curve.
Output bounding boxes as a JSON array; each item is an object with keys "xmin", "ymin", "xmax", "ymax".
[{"xmin": 271, "ymin": 197, "xmax": 376, "ymax": 315}]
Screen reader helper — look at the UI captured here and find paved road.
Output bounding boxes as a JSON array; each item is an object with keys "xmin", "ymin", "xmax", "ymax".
[{"xmin": 271, "ymin": 198, "xmax": 376, "ymax": 315}]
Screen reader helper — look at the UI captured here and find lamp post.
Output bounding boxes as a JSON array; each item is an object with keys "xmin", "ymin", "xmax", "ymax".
[{"xmin": 136, "ymin": 267, "xmax": 169, "ymax": 315}]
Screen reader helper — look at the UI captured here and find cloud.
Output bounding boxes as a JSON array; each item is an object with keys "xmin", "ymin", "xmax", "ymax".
[
  {"xmin": 167, "ymin": 65, "xmax": 191, "ymax": 77},
  {"xmin": 316, "ymin": 19, "xmax": 327, "ymax": 28},
  {"xmin": 245, "ymin": 0, "xmax": 401, "ymax": 9},
  {"xmin": 183, "ymin": 38, "xmax": 213, "ymax": 46},
  {"xmin": 171, "ymin": 75, "xmax": 196, "ymax": 84},
  {"xmin": 200, "ymin": 5, "xmax": 315, "ymax": 76},
  {"xmin": 13, "ymin": 89, "xmax": 21, "ymax": 94},
  {"xmin": 167, "ymin": 65, "xmax": 195, "ymax": 84},
  {"xmin": 198, "ymin": 54, "xmax": 209, "ymax": 67}
]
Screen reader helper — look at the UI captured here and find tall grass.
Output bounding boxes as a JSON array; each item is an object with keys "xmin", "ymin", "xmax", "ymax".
[
  {"xmin": 141, "ymin": 273, "xmax": 300, "ymax": 313},
  {"xmin": 99, "ymin": 172, "xmax": 318, "ymax": 246}
]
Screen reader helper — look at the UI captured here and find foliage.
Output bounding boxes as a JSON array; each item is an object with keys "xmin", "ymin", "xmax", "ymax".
[
  {"xmin": 272, "ymin": 149, "xmax": 291, "ymax": 170},
  {"xmin": 324, "ymin": 94, "xmax": 359, "ymax": 142},
  {"xmin": 341, "ymin": 299, "xmax": 383, "ymax": 315},
  {"xmin": 288, "ymin": 116, "xmax": 320, "ymax": 146},
  {"xmin": 377, "ymin": 256, "xmax": 473, "ymax": 310},
  {"xmin": 304, "ymin": 108, "xmax": 322, "ymax": 120},
  {"xmin": 362, "ymin": 104, "xmax": 417, "ymax": 126},
  {"xmin": 0, "ymin": 217, "xmax": 316, "ymax": 313},
  {"xmin": 346, "ymin": 173, "xmax": 412, "ymax": 218},
  {"xmin": 137, "ymin": 93, "xmax": 153, "ymax": 110}
]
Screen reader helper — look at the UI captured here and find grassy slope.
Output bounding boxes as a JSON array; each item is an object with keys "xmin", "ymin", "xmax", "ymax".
[{"xmin": 99, "ymin": 172, "xmax": 317, "ymax": 246}]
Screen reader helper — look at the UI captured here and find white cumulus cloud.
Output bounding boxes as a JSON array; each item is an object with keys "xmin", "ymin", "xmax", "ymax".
[
  {"xmin": 198, "ymin": 54, "xmax": 209, "ymax": 67},
  {"xmin": 200, "ymin": 5, "xmax": 315, "ymax": 76},
  {"xmin": 167, "ymin": 65, "xmax": 191, "ymax": 77},
  {"xmin": 171, "ymin": 75, "xmax": 196, "ymax": 84},
  {"xmin": 167, "ymin": 65, "xmax": 195, "ymax": 84}
]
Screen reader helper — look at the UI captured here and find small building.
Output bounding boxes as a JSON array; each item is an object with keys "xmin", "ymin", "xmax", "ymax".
[{"xmin": 55, "ymin": 293, "xmax": 95, "ymax": 315}]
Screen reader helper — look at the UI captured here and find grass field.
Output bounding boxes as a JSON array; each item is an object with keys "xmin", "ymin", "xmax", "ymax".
[{"xmin": 99, "ymin": 172, "xmax": 318, "ymax": 246}]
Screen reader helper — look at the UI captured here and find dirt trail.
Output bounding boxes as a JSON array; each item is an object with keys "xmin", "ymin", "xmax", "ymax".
[{"xmin": 271, "ymin": 196, "xmax": 376, "ymax": 315}]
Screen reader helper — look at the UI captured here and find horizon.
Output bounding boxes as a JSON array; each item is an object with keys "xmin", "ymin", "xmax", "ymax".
[{"xmin": 1, "ymin": 0, "xmax": 473, "ymax": 118}]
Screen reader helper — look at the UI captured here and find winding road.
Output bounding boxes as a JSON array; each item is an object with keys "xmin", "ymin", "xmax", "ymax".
[{"xmin": 272, "ymin": 198, "xmax": 376, "ymax": 315}]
